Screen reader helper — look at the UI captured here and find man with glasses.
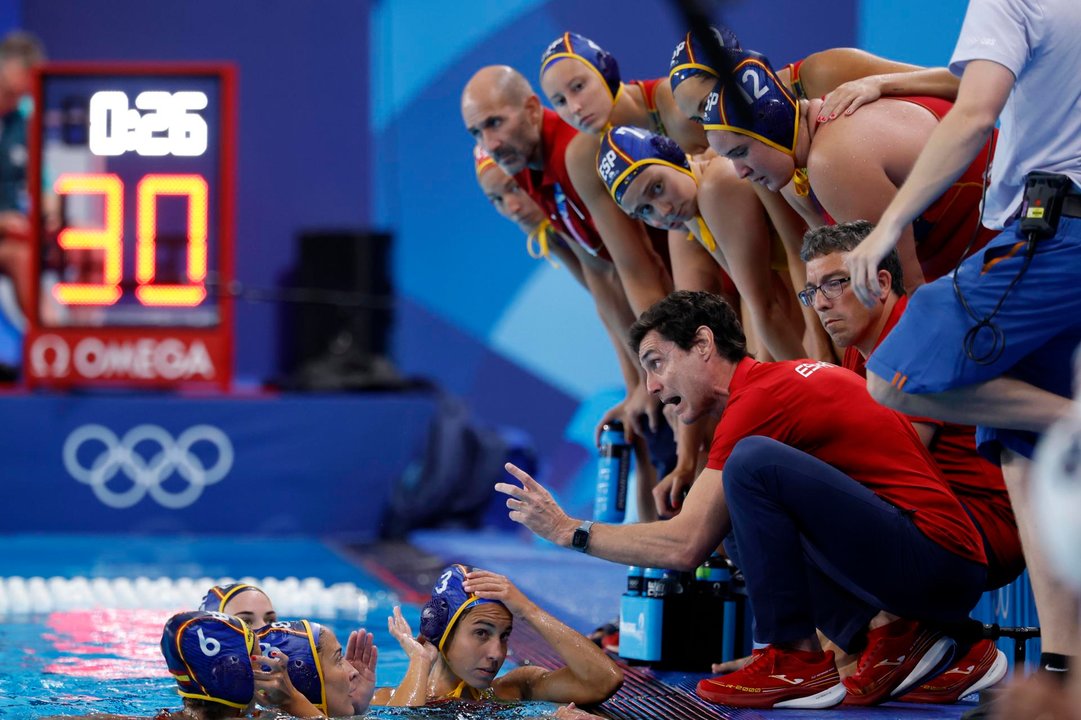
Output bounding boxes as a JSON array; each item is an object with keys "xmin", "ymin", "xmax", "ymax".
[
  {"xmin": 800, "ymin": 221, "xmax": 1022, "ymax": 704},
  {"xmin": 498, "ymin": 289, "xmax": 988, "ymax": 708}
]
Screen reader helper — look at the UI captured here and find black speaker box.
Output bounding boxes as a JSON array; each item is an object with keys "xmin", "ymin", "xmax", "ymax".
[{"xmin": 283, "ymin": 230, "xmax": 394, "ymax": 384}]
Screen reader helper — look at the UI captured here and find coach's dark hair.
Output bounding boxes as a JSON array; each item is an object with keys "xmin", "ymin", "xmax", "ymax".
[
  {"xmin": 799, "ymin": 220, "xmax": 905, "ymax": 297},
  {"xmin": 629, "ymin": 290, "xmax": 747, "ymax": 361}
]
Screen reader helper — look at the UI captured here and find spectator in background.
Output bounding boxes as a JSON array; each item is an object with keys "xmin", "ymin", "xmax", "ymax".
[{"xmin": 0, "ymin": 31, "xmax": 44, "ymax": 324}]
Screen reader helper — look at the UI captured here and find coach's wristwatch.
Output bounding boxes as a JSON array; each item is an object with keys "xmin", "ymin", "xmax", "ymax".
[{"xmin": 571, "ymin": 520, "xmax": 594, "ymax": 553}]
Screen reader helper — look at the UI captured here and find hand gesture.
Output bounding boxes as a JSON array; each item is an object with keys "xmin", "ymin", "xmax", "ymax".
[
  {"xmin": 388, "ymin": 606, "xmax": 437, "ymax": 664},
  {"xmin": 818, "ymin": 76, "xmax": 883, "ymax": 122},
  {"xmin": 497, "ymin": 463, "xmax": 578, "ymax": 545},
  {"xmin": 345, "ymin": 628, "xmax": 378, "ymax": 713},
  {"xmin": 462, "ymin": 569, "xmax": 534, "ymax": 616}
]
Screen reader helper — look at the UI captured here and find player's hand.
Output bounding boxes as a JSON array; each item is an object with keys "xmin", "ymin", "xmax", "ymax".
[
  {"xmin": 387, "ymin": 606, "xmax": 437, "ymax": 664},
  {"xmin": 653, "ymin": 466, "xmax": 696, "ymax": 519},
  {"xmin": 252, "ymin": 649, "xmax": 320, "ymax": 715},
  {"xmin": 844, "ymin": 225, "xmax": 899, "ymax": 308},
  {"xmin": 463, "ymin": 570, "xmax": 535, "ymax": 617},
  {"xmin": 345, "ymin": 628, "xmax": 378, "ymax": 713},
  {"xmin": 595, "ymin": 382, "xmax": 657, "ymax": 445},
  {"xmin": 553, "ymin": 702, "xmax": 606, "ymax": 719},
  {"xmin": 818, "ymin": 76, "xmax": 883, "ymax": 121}
]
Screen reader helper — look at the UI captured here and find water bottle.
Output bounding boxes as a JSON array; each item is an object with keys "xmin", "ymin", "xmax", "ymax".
[
  {"xmin": 695, "ymin": 553, "xmax": 730, "ymax": 595},
  {"xmin": 595, "ymin": 421, "xmax": 631, "ymax": 522},
  {"xmin": 620, "ymin": 568, "xmax": 665, "ymax": 661}
]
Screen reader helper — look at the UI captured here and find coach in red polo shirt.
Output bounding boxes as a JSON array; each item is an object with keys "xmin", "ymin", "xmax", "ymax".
[{"xmin": 498, "ymin": 290, "xmax": 986, "ymax": 709}]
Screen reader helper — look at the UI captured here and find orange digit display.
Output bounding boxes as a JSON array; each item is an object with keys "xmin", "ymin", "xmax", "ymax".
[
  {"xmin": 135, "ymin": 174, "xmax": 209, "ymax": 307},
  {"xmin": 53, "ymin": 173, "xmax": 124, "ymax": 305}
]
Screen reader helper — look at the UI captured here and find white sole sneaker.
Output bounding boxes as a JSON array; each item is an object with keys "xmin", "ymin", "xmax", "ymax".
[
  {"xmin": 963, "ymin": 649, "xmax": 1009, "ymax": 699},
  {"xmin": 891, "ymin": 636, "xmax": 957, "ymax": 697},
  {"xmin": 775, "ymin": 682, "xmax": 847, "ymax": 709}
]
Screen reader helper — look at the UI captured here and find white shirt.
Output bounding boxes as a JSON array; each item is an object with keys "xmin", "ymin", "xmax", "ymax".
[{"xmin": 950, "ymin": 0, "xmax": 1081, "ymax": 229}]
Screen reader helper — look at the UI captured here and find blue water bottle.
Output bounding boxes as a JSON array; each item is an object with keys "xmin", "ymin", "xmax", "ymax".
[
  {"xmin": 620, "ymin": 567, "xmax": 664, "ymax": 661},
  {"xmin": 595, "ymin": 421, "xmax": 631, "ymax": 522}
]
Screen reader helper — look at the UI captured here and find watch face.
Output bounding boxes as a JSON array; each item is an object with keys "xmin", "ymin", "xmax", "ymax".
[{"xmin": 573, "ymin": 527, "xmax": 589, "ymax": 549}]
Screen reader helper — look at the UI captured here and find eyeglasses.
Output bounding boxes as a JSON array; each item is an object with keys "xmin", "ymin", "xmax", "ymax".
[{"xmin": 798, "ymin": 276, "xmax": 850, "ymax": 307}]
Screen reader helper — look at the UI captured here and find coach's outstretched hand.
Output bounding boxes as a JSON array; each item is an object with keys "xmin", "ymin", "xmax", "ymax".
[{"xmin": 497, "ymin": 463, "xmax": 579, "ymax": 546}]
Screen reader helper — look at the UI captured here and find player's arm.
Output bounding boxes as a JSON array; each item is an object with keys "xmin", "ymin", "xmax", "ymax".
[
  {"xmin": 800, "ymin": 48, "xmax": 959, "ymax": 118},
  {"xmin": 566, "ymin": 133, "xmax": 672, "ymax": 316}
]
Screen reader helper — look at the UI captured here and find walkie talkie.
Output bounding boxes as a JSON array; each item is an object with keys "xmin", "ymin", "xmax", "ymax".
[{"xmin": 1019, "ymin": 171, "xmax": 1073, "ymax": 240}]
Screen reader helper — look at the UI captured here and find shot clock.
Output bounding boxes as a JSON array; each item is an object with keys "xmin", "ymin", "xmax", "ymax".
[{"xmin": 24, "ymin": 64, "xmax": 235, "ymax": 389}]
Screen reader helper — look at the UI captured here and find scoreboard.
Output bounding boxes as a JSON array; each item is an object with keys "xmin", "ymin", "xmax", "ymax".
[{"xmin": 25, "ymin": 64, "xmax": 235, "ymax": 389}]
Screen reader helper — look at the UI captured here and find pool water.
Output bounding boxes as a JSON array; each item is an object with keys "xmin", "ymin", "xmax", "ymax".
[
  {"xmin": 1, "ymin": 606, "xmax": 549, "ymax": 719},
  {"xmin": 0, "ymin": 535, "xmax": 542, "ymax": 719}
]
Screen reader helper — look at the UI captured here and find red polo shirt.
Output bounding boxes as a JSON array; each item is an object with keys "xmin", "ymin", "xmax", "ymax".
[
  {"xmin": 844, "ymin": 296, "xmax": 1022, "ymax": 587},
  {"xmin": 707, "ymin": 357, "xmax": 986, "ymax": 565},
  {"xmin": 516, "ymin": 109, "xmax": 609, "ymax": 260}
]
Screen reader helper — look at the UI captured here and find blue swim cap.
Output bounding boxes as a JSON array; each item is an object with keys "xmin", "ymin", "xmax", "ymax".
[
  {"xmin": 161, "ymin": 610, "xmax": 256, "ymax": 710},
  {"xmin": 540, "ymin": 32, "xmax": 621, "ymax": 100},
  {"xmin": 669, "ymin": 26, "xmax": 741, "ymax": 91},
  {"xmin": 419, "ymin": 564, "xmax": 504, "ymax": 653},
  {"xmin": 199, "ymin": 583, "xmax": 263, "ymax": 613},
  {"xmin": 597, "ymin": 125, "xmax": 695, "ymax": 206},
  {"xmin": 256, "ymin": 620, "xmax": 327, "ymax": 713},
  {"xmin": 702, "ymin": 49, "xmax": 799, "ymax": 157}
]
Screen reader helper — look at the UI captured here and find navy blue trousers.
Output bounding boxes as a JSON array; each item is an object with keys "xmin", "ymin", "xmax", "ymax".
[{"xmin": 722, "ymin": 436, "xmax": 986, "ymax": 653}]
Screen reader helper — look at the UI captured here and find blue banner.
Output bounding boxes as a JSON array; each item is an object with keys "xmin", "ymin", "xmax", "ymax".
[{"xmin": 0, "ymin": 392, "xmax": 435, "ymax": 538}]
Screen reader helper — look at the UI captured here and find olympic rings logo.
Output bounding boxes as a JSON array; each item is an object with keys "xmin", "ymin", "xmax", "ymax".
[{"xmin": 62, "ymin": 424, "xmax": 234, "ymax": 509}]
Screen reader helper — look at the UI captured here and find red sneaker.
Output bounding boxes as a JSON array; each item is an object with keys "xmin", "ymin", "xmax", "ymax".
[
  {"xmin": 843, "ymin": 619, "xmax": 956, "ymax": 706},
  {"xmin": 695, "ymin": 645, "xmax": 846, "ymax": 709},
  {"xmin": 900, "ymin": 639, "xmax": 1008, "ymax": 704}
]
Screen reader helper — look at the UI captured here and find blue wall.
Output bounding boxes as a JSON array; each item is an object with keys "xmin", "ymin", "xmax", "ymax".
[{"xmin": 22, "ymin": 0, "xmax": 372, "ymax": 388}]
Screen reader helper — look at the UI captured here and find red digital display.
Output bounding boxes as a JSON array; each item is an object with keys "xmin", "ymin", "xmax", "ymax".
[{"xmin": 24, "ymin": 64, "xmax": 235, "ymax": 390}]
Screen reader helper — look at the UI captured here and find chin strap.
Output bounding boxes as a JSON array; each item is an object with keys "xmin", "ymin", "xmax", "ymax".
[
  {"xmin": 688, "ymin": 216, "xmax": 718, "ymax": 253},
  {"xmin": 526, "ymin": 219, "xmax": 561, "ymax": 268},
  {"xmin": 792, "ymin": 167, "xmax": 811, "ymax": 197}
]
